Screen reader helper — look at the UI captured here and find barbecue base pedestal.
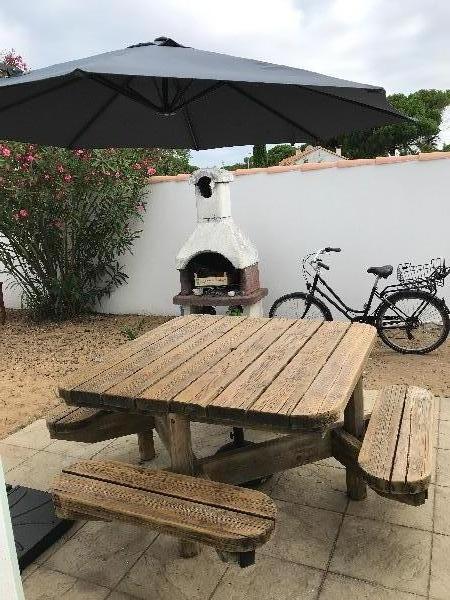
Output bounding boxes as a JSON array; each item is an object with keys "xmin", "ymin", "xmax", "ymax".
[{"xmin": 173, "ymin": 288, "xmax": 267, "ymax": 317}]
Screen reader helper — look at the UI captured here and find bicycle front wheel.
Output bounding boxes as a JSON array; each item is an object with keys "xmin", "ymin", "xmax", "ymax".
[
  {"xmin": 376, "ymin": 290, "xmax": 449, "ymax": 354},
  {"xmin": 269, "ymin": 292, "xmax": 332, "ymax": 320}
]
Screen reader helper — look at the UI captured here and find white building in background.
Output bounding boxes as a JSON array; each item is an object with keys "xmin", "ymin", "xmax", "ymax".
[{"xmin": 279, "ymin": 145, "xmax": 346, "ymax": 165}]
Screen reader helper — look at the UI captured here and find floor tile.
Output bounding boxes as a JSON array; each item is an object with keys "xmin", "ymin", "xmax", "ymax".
[
  {"xmin": 319, "ymin": 572, "xmax": 424, "ymax": 599},
  {"xmin": 316, "ymin": 457, "xmax": 344, "ymax": 470},
  {"xmin": 107, "ymin": 592, "xmax": 140, "ymax": 600},
  {"xmin": 45, "ymin": 520, "xmax": 157, "ymax": 588},
  {"xmin": 0, "ymin": 442, "xmax": 37, "ymax": 472},
  {"xmin": 436, "ymin": 449, "xmax": 450, "ymax": 487},
  {"xmin": 347, "ymin": 485, "xmax": 434, "ymax": 531},
  {"xmin": 94, "ymin": 434, "xmax": 170, "ymax": 468},
  {"xmin": 45, "ymin": 437, "xmax": 113, "ymax": 459},
  {"xmin": 438, "ymin": 420, "xmax": 450, "ymax": 450},
  {"xmin": 329, "ymin": 515, "xmax": 431, "ymax": 595},
  {"xmin": 439, "ymin": 397, "xmax": 450, "ymax": 421},
  {"xmin": 22, "ymin": 566, "xmax": 111, "ymax": 599},
  {"xmin": 430, "ymin": 533, "xmax": 450, "ymax": 600},
  {"xmin": 261, "ymin": 499, "xmax": 342, "ymax": 570},
  {"xmin": 434, "ymin": 485, "xmax": 450, "ymax": 535},
  {"xmin": 272, "ymin": 463, "xmax": 348, "ymax": 513},
  {"xmin": 6, "ymin": 450, "xmax": 79, "ymax": 491},
  {"xmin": 117, "ymin": 534, "xmax": 226, "ymax": 600},
  {"xmin": 5, "ymin": 419, "xmax": 52, "ymax": 451},
  {"xmin": 34, "ymin": 521, "xmax": 86, "ymax": 565},
  {"xmin": 211, "ymin": 555, "xmax": 323, "ymax": 600}
]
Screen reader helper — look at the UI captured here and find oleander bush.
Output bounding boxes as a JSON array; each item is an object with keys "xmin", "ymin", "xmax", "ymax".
[{"xmin": 0, "ymin": 142, "xmax": 156, "ymax": 319}]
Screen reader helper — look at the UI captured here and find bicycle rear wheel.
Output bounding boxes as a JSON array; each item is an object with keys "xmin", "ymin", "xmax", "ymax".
[
  {"xmin": 376, "ymin": 290, "xmax": 449, "ymax": 354},
  {"xmin": 269, "ymin": 292, "xmax": 332, "ymax": 320}
]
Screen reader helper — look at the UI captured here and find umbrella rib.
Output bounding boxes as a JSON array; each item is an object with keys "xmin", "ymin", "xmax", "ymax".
[
  {"xmin": 227, "ymin": 82, "xmax": 319, "ymax": 141},
  {"xmin": 84, "ymin": 72, "xmax": 163, "ymax": 113},
  {"xmin": 182, "ymin": 106, "xmax": 199, "ymax": 150},
  {"xmin": 174, "ymin": 81, "xmax": 226, "ymax": 111},
  {"xmin": 66, "ymin": 89, "xmax": 122, "ymax": 149},
  {"xmin": 0, "ymin": 76, "xmax": 80, "ymax": 114},
  {"xmin": 299, "ymin": 85, "xmax": 410, "ymax": 120}
]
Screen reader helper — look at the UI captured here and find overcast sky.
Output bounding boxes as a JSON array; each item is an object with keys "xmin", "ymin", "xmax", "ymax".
[{"xmin": 1, "ymin": 0, "xmax": 449, "ymax": 166}]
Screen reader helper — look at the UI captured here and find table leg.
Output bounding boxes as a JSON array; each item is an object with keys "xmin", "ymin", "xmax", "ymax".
[
  {"xmin": 344, "ymin": 377, "xmax": 367, "ymax": 500},
  {"xmin": 167, "ymin": 413, "xmax": 200, "ymax": 558}
]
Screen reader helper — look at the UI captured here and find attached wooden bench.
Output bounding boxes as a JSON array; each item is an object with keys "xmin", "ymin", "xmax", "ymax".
[
  {"xmin": 357, "ymin": 385, "xmax": 434, "ymax": 505},
  {"xmin": 46, "ymin": 405, "xmax": 156, "ymax": 461},
  {"xmin": 51, "ymin": 460, "xmax": 276, "ymax": 567}
]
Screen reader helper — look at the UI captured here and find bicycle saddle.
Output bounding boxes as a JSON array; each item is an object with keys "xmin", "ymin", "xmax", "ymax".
[{"xmin": 367, "ymin": 265, "xmax": 393, "ymax": 278}]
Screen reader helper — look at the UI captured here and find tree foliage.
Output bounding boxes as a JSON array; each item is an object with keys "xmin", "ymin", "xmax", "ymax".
[
  {"xmin": 266, "ymin": 144, "xmax": 296, "ymax": 166},
  {"xmin": 328, "ymin": 89, "xmax": 450, "ymax": 158},
  {"xmin": 252, "ymin": 144, "xmax": 268, "ymax": 167}
]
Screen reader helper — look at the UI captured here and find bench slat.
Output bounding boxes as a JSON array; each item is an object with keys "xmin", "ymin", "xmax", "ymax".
[
  {"xmin": 358, "ymin": 385, "xmax": 433, "ymax": 495},
  {"xmin": 392, "ymin": 387, "xmax": 433, "ymax": 492},
  {"xmin": 47, "ymin": 405, "xmax": 154, "ymax": 443},
  {"xmin": 52, "ymin": 463, "xmax": 276, "ymax": 553},
  {"xmin": 63, "ymin": 460, "xmax": 276, "ymax": 519}
]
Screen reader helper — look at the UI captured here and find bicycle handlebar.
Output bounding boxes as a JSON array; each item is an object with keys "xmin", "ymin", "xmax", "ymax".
[
  {"xmin": 316, "ymin": 261, "xmax": 330, "ymax": 270},
  {"xmin": 325, "ymin": 247, "xmax": 341, "ymax": 253}
]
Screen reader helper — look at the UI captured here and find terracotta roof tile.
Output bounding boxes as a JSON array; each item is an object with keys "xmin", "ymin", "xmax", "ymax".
[{"xmin": 149, "ymin": 152, "xmax": 450, "ymax": 183}]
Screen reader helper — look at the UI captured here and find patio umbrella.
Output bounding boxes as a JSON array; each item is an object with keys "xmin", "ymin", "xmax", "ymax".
[{"xmin": 0, "ymin": 36, "xmax": 408, "ymax": 150}]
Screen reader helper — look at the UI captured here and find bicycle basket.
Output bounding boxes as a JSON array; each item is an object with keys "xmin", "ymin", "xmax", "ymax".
[{"xmin": 397, "ymin": 258, "xmax": 447, "ymax": 287}]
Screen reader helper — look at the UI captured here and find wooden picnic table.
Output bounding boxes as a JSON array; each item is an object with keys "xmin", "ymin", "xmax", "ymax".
[
  {"xmin": 59, "ymin": 315, "xmax": 376, "ymax": 497},
  {"xmin": 55, "ymin": 315, "xmax": 436, "ymax": 561}
]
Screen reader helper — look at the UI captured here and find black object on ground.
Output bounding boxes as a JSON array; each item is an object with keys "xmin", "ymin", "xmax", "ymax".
[{"xmin": 7, "ymin": 484, "xmax": 74, "ymax": 571}]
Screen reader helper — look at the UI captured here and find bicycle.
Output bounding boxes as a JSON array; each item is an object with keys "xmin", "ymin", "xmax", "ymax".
[{"xmin": 269, "ymin": 247, "xmax": 450, "ymax": 354}]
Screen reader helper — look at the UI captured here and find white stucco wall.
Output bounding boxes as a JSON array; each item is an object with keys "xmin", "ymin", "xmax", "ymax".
[{"xmin": 3, "ymin": 157, "xmax": 450, "ymax": 315}]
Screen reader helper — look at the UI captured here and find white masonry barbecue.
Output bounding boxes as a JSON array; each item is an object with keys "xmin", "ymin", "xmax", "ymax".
[{"xmin": 173, "ymin": 167, "xmax": 267, "ymax": 316}]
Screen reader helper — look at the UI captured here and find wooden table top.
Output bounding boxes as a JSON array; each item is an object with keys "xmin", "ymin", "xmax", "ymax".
[{"xmin": 59, "ymin": 315, "xmax": 376, "ymax": 431}]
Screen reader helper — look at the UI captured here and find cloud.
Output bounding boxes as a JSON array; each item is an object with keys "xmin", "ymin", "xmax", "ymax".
[{"xmin": 0, "ymin": 0, "xmax": 448, "ymax": 164}]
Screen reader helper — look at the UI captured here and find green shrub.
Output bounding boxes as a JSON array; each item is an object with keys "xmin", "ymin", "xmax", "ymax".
[{"xmin": 0, "ymin": 143, "xmax": 156, "ymax": 319}]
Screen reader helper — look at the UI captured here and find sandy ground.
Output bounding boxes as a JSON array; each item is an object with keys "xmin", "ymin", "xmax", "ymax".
[{"xmin": 1, "ymin": 309, "xmax": 449, "ymax": 439}]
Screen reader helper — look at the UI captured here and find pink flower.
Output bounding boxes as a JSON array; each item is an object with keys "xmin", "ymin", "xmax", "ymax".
[
  {"xmin": 146, "ymin": 167, "xmax": 156, "ymax": 176},
  {"xmin": 133, "ymin": 163, "xmax": 142, "ymax": 170},
  {"xmin": 115, "ymin": 171, "xmax": 121, "ymax": 178},
  {"xmin": 43, "ymin": 174, "xmax": 51, "ymax": 180},
  {"xmin": 63, "ymin": 174, "xmax": 72, "ymax": 182},
  {"xmin": 12, "ymin": 211, "xmax": 20, "ymax": 220},
  {"xmin": 136, "ymin": 202, "xmax": 145, "ymax": 213},
  {"xmin": 1, "ymin": 146, "xmax": 11, "ymax": 157},
  {"xmin": 18, "ymin": 208, "xmax": 29, "ymax": 219},
  {"xmin": 57, "ymin": 164, "xmax": 65, "ymax": 173},
  {"xmin": 25, "ymin": 154, "xmax": 35, "ymax": 162}
]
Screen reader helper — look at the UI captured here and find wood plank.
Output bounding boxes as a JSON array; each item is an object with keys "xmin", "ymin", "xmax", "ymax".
[
  {"xmin": 63, "ymin": 460, "xmax": 276, "ymax": 519},
  {"xmin": 71, "ymin": 315, "xmax": 223, "ymax": 407},
  {"xmin": 59, "ymin": 315, "xmax": 198, "ymax": 398},
  {"xmin": 171, "ymin": 318, "xmax": 294, "ymax": 417},
  {"xmin": 391, "ymin": 386, "xmax": 433, "ymax": 493},
  {"xmin": 52, "ymin": 473, "xmax": 275, "ymax": 552},
  {"xmin": 105, "ymin": 317, "xmax": 243, "ymax": 410},
  {"xmin": 248, "ymin": 321, "xmax": 349, "ymax": 427},
  {"xmin": 357, "ymin": 385, "xmax": 407, "ymax": 492},
  {"xmin": 198, "ymin": 431, "xmax": 332, "ymax": 485},
  {"xmin": 344, "ymin": 378, "xmax": 367, "ymax": 500},
  {"xmin": 290, "ymin": 323, "xmax": 377, "ymax": 427},
  {"xmin": 207, "ymin": 320, "xmax": 320, "ymax": 422},
  {"xmin": 47, "ymin": 406, "xmax": 155, "ymax": 443},
  {"xmin": 138, "ymin": 317, "xmax": 266, "ymax": 405}
]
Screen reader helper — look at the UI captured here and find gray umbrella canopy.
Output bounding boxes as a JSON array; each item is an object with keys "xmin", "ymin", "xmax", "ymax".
[{"xmin": 0, "ymin": 36, "xmax": 408, "ymax": 150}]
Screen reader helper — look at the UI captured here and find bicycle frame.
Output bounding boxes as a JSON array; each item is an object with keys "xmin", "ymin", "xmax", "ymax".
[
  {"xmin": 304, "ymin": 263, "xmax": 434, "ymax": 326},
  {"xmin": 305, "ymin": 270, "xmax": 383, "ymax": 323}
]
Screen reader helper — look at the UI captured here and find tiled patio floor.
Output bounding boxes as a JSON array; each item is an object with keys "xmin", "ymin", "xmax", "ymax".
[{"xmin": 1, "ymin": 393, "xmax": 449, "ymax": 599}]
